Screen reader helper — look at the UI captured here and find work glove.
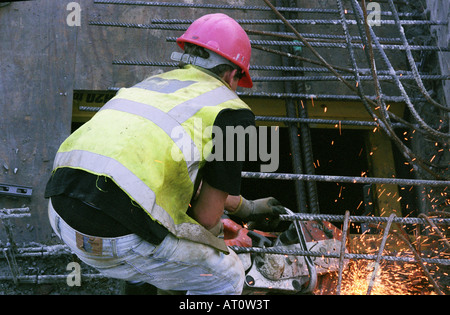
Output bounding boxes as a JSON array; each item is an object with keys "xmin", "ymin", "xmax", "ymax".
[
  {"xmin": 208, "ymin": 220, "xmax": 224, "ymax": 237},
  {"xmin": 232, "ymin": 197, "xmax": 285, "ymax": 229}
]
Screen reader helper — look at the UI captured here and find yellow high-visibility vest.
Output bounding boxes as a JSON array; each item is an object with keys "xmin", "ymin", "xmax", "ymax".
[{"xmin": 53, "ymin": 65, "xmax": 251, "ymax": 253}]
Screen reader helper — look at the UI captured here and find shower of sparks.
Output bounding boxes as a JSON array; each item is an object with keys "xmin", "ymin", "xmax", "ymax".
[{"xmin": 313, "ymin": 232, "xmax": 449, "ymax": 295}]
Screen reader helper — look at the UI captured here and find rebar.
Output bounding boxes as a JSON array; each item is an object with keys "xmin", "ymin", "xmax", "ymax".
[
  {"xmin": 275, "ymin": 0, "xmax": 309, "ymax": 214},
  {"xmin": 62, "ymin": 0, "xmax": 450, "ymax": 293},
  {"xmin": 111, "ymin": 59, "xmax": 432, "ymax": 77},
  {"xmin": 336, "ymin": 211, "xmax": 350, "ymax": 295},
  {"xmin": 418, "ymin": 213, "xmax": 450, "ymax": 251},
  {"xmin": 166, "ymin": 36, "xmax": 449, "ymax": 52},
  {"xmin": 393, "ymin": 226, "xmax": 445, "ymax": 295},
  {"xmin": 238, "ymin": 91, "xmax": 423, "ymax": 102},
  {"xmin": 93, "ymin": 0, "xmax": 421, "ymax": 17},
  {"xmin": 0, "ymin": 274, "xmax": 106, "ymax": 284},
  {"xmin": 340, "ymin": 0, "xmax": 425, "ymax": 182},
  {"xmin": 241, "ymin": 171, "xmax": 450, "ymax": 187},
  {"xmin": 89, "ymin": 20, "xmax": 186, "ymax": 31},
  {"xmin": 386, "ymin": 0, "xmax": 449, "ymax": 112},
  {"xmin": 352, "ymin": 0, "xmax": 449, "ymax": 141},
  {"xmin": 350, "ymin": 0, "xmax": 448, "ymax": 179},
  {"xmin": 256, "ymin": 0, "xmax": 446, "ymax": 180},
  {"xmin": 278, "ymin": 212, "xmax": 450, "ymax": 226},
  {"xmin": 229, "ymin": 245, "xmax": 450, "ymax": 265},
  {"xmin": 152, "ymin": 18, "xmax": 447, "ymax": 26},
  {"xmin": 251, "ymin": 74, "xmax": 450, "ymax": 82},
  {"xmin": 106, "ymin": 86, "xmax": 426, "ymax": 102},
  {"xmin": 366, "ymin": 213, "xmax": 396, "ymax": 295},
  {"xmin": 0, "ymin": 207, "xmax": 31, "ymax": 219},
  {"xmin": 2, "ymin": 248, "xmax": 19, "ymax": 285},
  {"xmin": 245, "ymin": 28, "xmax": 405, "ymax": 44},
  {"xmin": 255, "ymin": 116, "xmax": 406, "ymax": 128},
  {"xmin": 89, "ymin": 19, "xmax": 448, "ymax": 52}
]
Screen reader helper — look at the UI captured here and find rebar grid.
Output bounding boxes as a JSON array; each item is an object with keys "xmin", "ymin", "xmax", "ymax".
[
  {"xmin": 90, "ymin": 0, "xmax": 450, "ymax": 199},
  {"xmin": 4, "ymin": 0, "xmax": 446, "ymax": 292}
]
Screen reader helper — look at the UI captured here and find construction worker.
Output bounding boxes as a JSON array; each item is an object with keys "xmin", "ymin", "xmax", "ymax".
[{"xmin": 45, "ymin": 13, "xmax": 284, "ymax": 295}]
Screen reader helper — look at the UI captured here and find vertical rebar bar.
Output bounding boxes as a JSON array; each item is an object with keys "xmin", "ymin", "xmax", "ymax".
[
  {"xmin": 276, "ymin": 0, "xmax": 308, "ymax": 213},
  {"xmin": 366, "ymin": 213, "xmax": 396, "ymax": 295},
  {"xmin": 393, "ymin": 226, "xmax": 444, "ymax": 295},
  {"xmin": 418, "ymin": 213, "xmax": 450, "ymax": 251},
  {"xmin": 336, "ymin": 210, "xmax": 350, "ymax": 295}
]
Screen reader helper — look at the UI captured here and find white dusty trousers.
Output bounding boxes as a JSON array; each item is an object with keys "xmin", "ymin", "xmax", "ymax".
[{"xmin": 48, "ymin": 200, "xmax": 244, "ymax": 295}]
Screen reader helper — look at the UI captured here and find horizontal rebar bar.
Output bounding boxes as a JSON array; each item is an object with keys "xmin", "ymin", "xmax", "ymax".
[
  {"xmin": 93, "ymin": 19, "xmax": 447, "ymax": 52},
  {"xmin": 93, "ymin": 0, "xmax": 420, "ymax": 17},
  {"xmin": 16, "ymin": 245, "xmax": 72, "ymax": 257},
  {"xmin": 237, "ymin": 91, "xmax": 423, "ymax": 102},
  {"xmin": 229, "ymin": 245, "xmax": 450, "ymax": 265},
  {"xmin": 0, "ymin": 274, "xmax": 106, "ymax": 284},
  {"xmin": 152, "ymin": 18, "xmax": 447, "ymax": 26},
  {"xmin": 241, "ymin": 171, "xmax": 450, "ymax": 187},
  {"xmin": 111, "ymin": 59, "xmax": 427, "ymax": 77},
  {"xmin": 251, "ymin": 74, "xmax": 450, "ymax": 82},
  {"xmin": 0, "ymin": 208, "xmax": 31, "ymax": 220},
  {"xmin": 279, "ymin": 212, "xmax": 450, "ymax": 226},
  {"xmin": 105, "ymin": 87, "xmax": 424, "ymax": 102},
  {"xmin": 169, "ymin": 37, "xmax": 450, "ymax": 52},
  {"xmin": 90, "ymin": 21, "xmax": 410, "ymax": 47},
  {"xmin": 89, "ymin": 20, "xmax": 186, "ymax": 31},
  {"xmin": 245, "ymin": 29, "xmax": 405, "ymax": 44},
  {"xmin": 254, "ymin": 116, "xmax": 406, "ymax": 128}
]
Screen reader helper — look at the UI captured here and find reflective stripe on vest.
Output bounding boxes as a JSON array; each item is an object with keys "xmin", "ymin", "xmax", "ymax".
[
  {"xmin": 101, "ymin": 98, "xmax": 201, "ymax": 183},
  {"xmin": 53, "ymin": 66, "xmax": 250, "ymax": 253}
]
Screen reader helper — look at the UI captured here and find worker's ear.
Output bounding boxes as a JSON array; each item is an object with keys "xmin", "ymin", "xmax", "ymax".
[{"xmin": 222, "ymin": 69, "xmax": 239, "ymax": 91}]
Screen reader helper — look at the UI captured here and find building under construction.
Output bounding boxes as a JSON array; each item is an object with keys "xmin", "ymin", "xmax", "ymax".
[{"xmin": 0, "ymin": 0, "xmax": 449, "ymax": 295}]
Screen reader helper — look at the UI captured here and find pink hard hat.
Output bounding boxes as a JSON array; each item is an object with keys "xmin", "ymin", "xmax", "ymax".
[{"xmin": 177, "ymin": 13, "xmax": 253, "ymax": 88}]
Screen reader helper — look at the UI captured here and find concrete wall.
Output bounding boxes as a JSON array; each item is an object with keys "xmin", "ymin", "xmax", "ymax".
[{"xmin": 426, "ymin": 0, "xmax": 449, "ymax": 107}]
